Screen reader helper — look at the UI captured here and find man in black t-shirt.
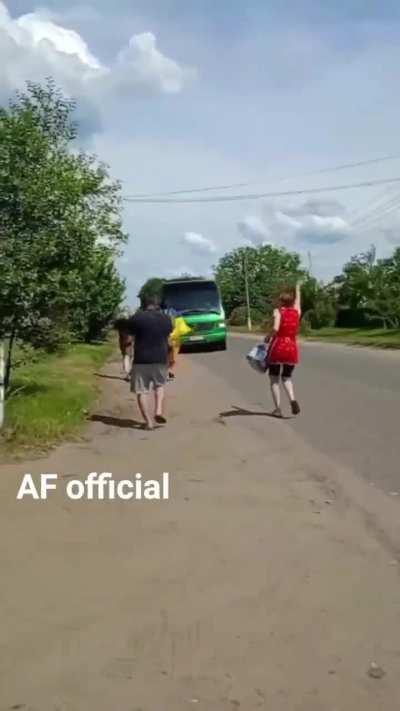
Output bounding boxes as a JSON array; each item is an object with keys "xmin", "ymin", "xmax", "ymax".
[{"xmin": 127, "ymin": 295, "xmax": 173, "ymax": 430}]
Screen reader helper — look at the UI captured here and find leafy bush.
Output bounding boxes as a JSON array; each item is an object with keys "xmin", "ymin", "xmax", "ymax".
[
  {"xmin": 229, "ymin": 305, "xmax": 265, "ymax": 326},
  {"xmin": 28, "ymin": 318, "xmax": 70, "ymax": 353},
  {"xmin": 300, "ymin": 315, "xmax": 312, "ymax": 336},
  {"xmin": 307, "ymin": 300, "xmax": 336, "ymax": 330}
]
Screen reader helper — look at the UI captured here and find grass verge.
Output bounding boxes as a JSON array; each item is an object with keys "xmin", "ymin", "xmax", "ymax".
[
  {"xmin": 305, "ymin": 327, "xmax": 400, "ymax": 349},
  {"xmin": 229, "ymin": 326, "xmax": 400, "ymax": 349},
  {"xmin": 229, "ymin": 325, "xmax": 264, "ymax": 335},
  {"xmin": 0, "ymin": 341, "xmax": 115, "ymax": 456}
]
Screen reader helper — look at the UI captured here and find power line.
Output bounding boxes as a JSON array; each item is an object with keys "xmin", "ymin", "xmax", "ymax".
[
  {"xmin": 123, "ymin": 153, "xmax": 400, "ymax": 198},
  {"xmin": 352, "ymin": 193, "xmax": 400, "ymax": 231},
  {"xmin": 351, "ymin": 191, "xmax": 400, "ymax": 226},
  {"xmin": 123, "ymin": 175, "xmax": 400, "ymax": 205},
  {"xmin": 347, "ymin": 186, "xmax": 396, "ymax": 224},
  {"xmin": 124, "ymin": 181, "xmax": 250, "ymax": 197}
]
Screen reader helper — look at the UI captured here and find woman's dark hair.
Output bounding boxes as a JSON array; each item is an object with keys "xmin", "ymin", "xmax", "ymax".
[
  {"xmin": 279, "ymin": 289, "xmax": 296, "ymax": 308},
  {"xmin": 114, "ymin": 317, "xmax": 130, "ymax": 332}
]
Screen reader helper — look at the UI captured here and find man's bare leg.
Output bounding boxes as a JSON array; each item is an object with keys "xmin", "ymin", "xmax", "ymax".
[
  {"xmin": 137, "ymin": 393, "xmax": 153, "ymax": 429},
  {"xmin": 123, "ymin": 354, "xmax": 131, "ymax": 379},
  {"xmin": 154, "ymin": 386, "xmax": 166, "ymax": 424}
]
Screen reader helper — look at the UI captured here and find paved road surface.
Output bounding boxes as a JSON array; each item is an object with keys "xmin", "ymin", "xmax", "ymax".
[{"xmin": 194, "ymin": 336, "xmax": 400, "ymax": 494}]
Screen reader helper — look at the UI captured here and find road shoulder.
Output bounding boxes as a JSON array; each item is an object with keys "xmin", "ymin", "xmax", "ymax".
[{"xmin": 0, "ymin": 354, "xmax": 399, "ymax": 709}]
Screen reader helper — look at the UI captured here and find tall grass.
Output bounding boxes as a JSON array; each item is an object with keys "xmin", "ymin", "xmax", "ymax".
[
  {"xmin": 307, "ymin": 328, "xmax": 400, "ymax": 349},
  {"xmin": 1, "ymin": 342, "xmax": 114, "ymax": 453}
]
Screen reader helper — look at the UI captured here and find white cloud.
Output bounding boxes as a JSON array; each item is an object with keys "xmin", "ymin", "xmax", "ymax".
[
  {"xmin": 116, "ymin": 32, "xmax": 196, "ymax": 94},
  {"xmin": 237, "ymin": 216, "xmax": 270, "ymax": 245},
  {"xmin": 285, "ymin": 199, "xmax": 347, "ymax": 219},
  {"xmin": 6, "ymin": 2, "xmax": 399, "ymax": 297},
  {"xmin": 13, "ymin": 9, "xmax": 102, "ymax": 70},
  {"xmin": 257, "ymin": 199, "xmax": 352, "ymax": 248},
  {"xmin": 0, "ymin": 1, "xmax": 195, "ymax": 107},
  {"xmin": 296, "ymin": 214, "xmax": 351, "ymax": 245},
  {"xmin": 182, "ymin": 231, "xmax": 217, "ymax": 255}
]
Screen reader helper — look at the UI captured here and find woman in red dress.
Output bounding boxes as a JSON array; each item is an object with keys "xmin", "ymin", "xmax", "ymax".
[{"xmin": 266, "ymin": 283, "xmax": 301, "ymax": 417}]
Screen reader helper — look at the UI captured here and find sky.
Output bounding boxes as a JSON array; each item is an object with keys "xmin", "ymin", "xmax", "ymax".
[{"xmin": 2, "ymin": 0, "xmax": 400, "ymax": 305}]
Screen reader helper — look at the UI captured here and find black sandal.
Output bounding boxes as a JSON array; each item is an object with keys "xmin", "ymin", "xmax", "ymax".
[
  {"xmin": 291, "ymin": 400, "xmax": 301, "ymax": 415},
  {"xmin": 155, "ymin": 415, "xmax": 167, "ymax": 425}
]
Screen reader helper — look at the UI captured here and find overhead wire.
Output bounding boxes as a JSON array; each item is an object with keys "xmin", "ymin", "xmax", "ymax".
[
  {"xmin": 123, "ymin": 153, "xmax": 400, "ymax": 198},
  {"xmin": 123, "ymin": 175, "xmax": 400, "ymax": 205},
  {"xmin": 351, "ymin": 190, "xmax": 400, "ymax": 225},
  {"xmin": 347, "ymin": 186, "xmax": 398, "ymax": 224},
  {"xmin": 352, "ymin": 193, "xmax": 400, "ymax": 231}
]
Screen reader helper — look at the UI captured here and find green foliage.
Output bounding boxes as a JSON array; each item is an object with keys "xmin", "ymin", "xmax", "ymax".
[
  {"xmin": 68, "ymin": 247, "xmax": 126, "ymax": 342},
  {"xmin": 215, "ymin": 245, "xmax": 305, "ymax": 318},
  {"xmin": 228, "ymin": 305, "xmax": 265, "ymax": 326},
  {"xmin": 299, "ymin": 314, "xmax": 312, "ymax": 336},
  {"xmin": 336, "ymin": 246, "xmax": 400, "ymax": 329},
  {"xmin": 306, "ymin": 327, "xmax": 400, "ymax": 349},
  {"xmin": 2, "ymin": 342, "xmax": 114, "ymax": 450},
  {"xmin": 28, "ymin": 317, "xmax": 71, "ymax": 353},
  {"xmin": 215, "ymin": 245, "xmax": 340, "ymax": 329},
  {"xmin": 0, "ymin": 79, "xmax": 126, "ymax": 388},
  {"xmin": 334, "ymin": 246, "xmax": 376, "ymax": 310},
  {"xmin": 214, "ymin": 240, "xmax": 400, "ymax": 334},
  {"xmin": 307, "ymin": 300, "xmax": 336, "ymax": 329},
  {"xmin": 365, "ymin": 250, "xmax": 400, "ymax": 328},
  {"xmin": 301, "ymin": 277, "xmax": 337, "ymax": 329}
]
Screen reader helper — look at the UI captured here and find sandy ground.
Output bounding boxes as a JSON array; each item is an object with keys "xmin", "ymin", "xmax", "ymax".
[{"xmin": 0, "ymin": 352, "xmax": 399, "ymax": 710}]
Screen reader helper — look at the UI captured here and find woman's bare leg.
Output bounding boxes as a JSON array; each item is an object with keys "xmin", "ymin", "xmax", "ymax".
[
  {"xmin": 282, "ymin": 377, "xmax": 301, "ymax": 415},
  {"xmin": 282, "ymin": 377, "xmax": 295, "ymax": 402},
  {"xmin": 269, "ymin": 375, "xmax": 282, "ymax": 414}
]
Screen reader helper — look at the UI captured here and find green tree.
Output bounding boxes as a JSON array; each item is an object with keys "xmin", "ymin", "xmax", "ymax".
[
  {"xmin": 214, "ymin": 245, "xmax": 305, "ymax": 318},
  {"xmin": 300, "ymin": 276, "xmax": 337, "ymax": 329},
  {"xmin": 228, "ymin": 305, "xmax": 266, "ymax": 326},
  {"xmin": 0, "ymin": 80, "xmax": 126, "ymax": 389},
  {"xmin": 366, "ymin": 249, "xmax": 400, "ymax": 328},
  {"xmin": 334, "ymin": 245, "xmax": 400, "ymax": 329},
  {"xmin": 69, "ymin": 246, "xmax": 126, "ymax": 342},
  {"xmin": 335, "ymin": 246, "xmax": 376, "ymax": 310}
]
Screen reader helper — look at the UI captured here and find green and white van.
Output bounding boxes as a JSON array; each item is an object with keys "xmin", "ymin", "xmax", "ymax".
[{"xmin": 162, "ymin": 278, "xmax": 227, "ymax": 350}]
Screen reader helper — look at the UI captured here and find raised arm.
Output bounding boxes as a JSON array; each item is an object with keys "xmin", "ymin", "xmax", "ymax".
[{"xmin": 294, "ymin": 282, "xmax": 301, "ymax": 314}]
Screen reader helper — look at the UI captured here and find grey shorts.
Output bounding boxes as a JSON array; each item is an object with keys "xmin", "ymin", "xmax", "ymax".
[{"xmin": 130, "ymin": 364, "xmax": 168, "ymax": 394}]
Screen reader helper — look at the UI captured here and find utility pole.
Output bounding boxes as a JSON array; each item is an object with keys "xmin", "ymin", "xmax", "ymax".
[
  {"xmin": 0, "ymin": 340, "xmax": 5, "ymax": 430},
  {"xmin": 308, "ymin": 251, "xmax": 313, "ymax": 276},
  {"xmin": 243, "ymin": 249, "xmax": 252, "ymax": 331}
]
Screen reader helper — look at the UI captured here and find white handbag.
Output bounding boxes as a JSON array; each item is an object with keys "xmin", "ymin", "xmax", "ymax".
[{"xmin": 246, "ymin": 343, "xmax": 269, "ymax": 373}]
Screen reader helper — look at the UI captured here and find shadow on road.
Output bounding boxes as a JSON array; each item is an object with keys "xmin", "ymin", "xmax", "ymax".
[
  {"xmin": 180, "ymin": 343, "xmax": 226, "ymax": 354},
  {"xmin": 220, "ymin": 405, "xmax": 293, "ymax": 421},
  {"xmin": 95, "ymin": 373, "xmax": 128, "ymax": 382},
  {"xmin": 89, "ymin": 414, "xmax": 144, "ymax": 429}
]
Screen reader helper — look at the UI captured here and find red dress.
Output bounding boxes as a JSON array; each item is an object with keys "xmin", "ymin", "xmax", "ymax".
[{"xmin": 268, "ymin": 307, "xmax": 300, "ymax": 365}]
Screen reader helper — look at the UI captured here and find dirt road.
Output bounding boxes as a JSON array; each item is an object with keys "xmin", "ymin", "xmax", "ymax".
[{"xmin": 1, "ymin": 352, "xmax": 399, "ymax": 710}]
